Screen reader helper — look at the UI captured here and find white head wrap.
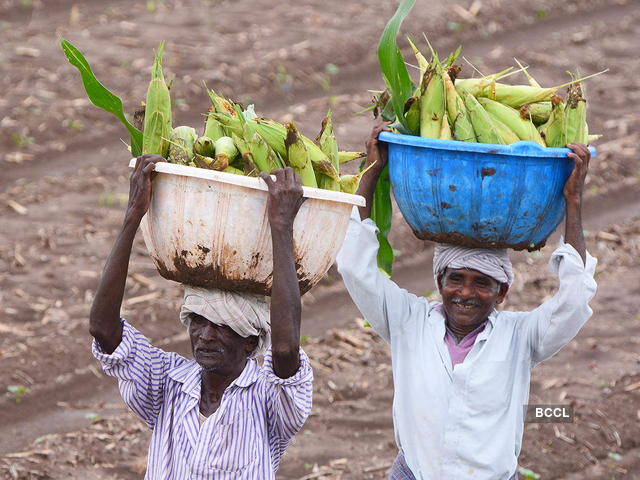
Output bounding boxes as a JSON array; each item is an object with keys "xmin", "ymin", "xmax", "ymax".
[
  {"xmin": 432, "ymin": 244, "xmax": 514, "ymax": 292},
  {"xmin": 180, "ymin": 286, "xmax": 271, "ymax": 359}
]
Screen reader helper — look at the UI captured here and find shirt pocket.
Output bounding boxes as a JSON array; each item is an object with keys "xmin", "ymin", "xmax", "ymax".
[
  {"xmin": 466, "ymin": 360, "xmax": 514, "ymax": 414},
  {"xmin": 207, "ymin": 406, "xmax": 257, "ymax": 474}
]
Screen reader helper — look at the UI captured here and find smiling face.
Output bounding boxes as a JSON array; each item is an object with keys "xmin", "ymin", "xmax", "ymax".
[
  {"xmin": 437, "ymin": 267, "xmax": 509, "ymax": 330},
  {"xmin": 188, "ymin": 314, "xmax": 258, "ymax": 374}
]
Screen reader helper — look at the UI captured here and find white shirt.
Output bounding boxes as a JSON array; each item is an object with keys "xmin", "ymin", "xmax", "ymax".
[{"xmin": 336, "ymin": 209, "xmax": 597, "ymax": 480}]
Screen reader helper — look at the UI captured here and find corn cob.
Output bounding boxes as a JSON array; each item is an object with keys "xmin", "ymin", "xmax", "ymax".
[
  {"xmin": 478, "ymin": 83, "xmax": 557, "ymax": 108},
  {"xmin": 454, "ymin": 67, "xmax": 515, "ymax": 97},
  {"xmin": 204, "ymin": 108, "xmax": 226, "ymax": 142},
  {"xmin": 404, "ymin": 96, "xmax": 421, "ymax": 136},
  {"xmin": 477, "ymin": 97, "xmax": 545, "ymax": 146},
  {"xmin": 439, "ymin": 113, "xmax": 452, "ymax": 140},
  {"xmin": 408, "ymin": 38, "xmax": 429, "ymax": 91},
  {"xmin": 519, "ymin": 102, "xmax": 552, "ymax": 125},
  {"xmin": 565, "ymin": 81, "xmax": 587, "ymax": 144},
  {"xmin": 316, "ymin": 111, "xmax": 341, "ymax": 191},
  {"xmin": 442, "ymin": 69, "xmax": 476, "ymax": 142},
  {"xmin": 339, "ymin": 151, "xmax": 366, "ymax": 164},
  {"xmin": 460, "ymin": 88, "xmax": 507, "ymax": 145},
  {"xmin": 484, "ymin": 112, "xmax": 520, "ymax": 144},
  {"xmin": 241, "ymin": 152, "xmax": 260, "ymax": 177},
  {"xmin": 339, "ymin": 162, "xmax": 377, "ymax": 194},
  {"xmin": 419, "ymin": 62, "xmax": 445, "ymax": 138},
  {"xmin": 194, "ymin": 135, "xmax": 215, "ymax": 157},
  {"xmin": 142, "ymin": 42, "xmax": 172, "ymax": 157},
  {"xmin": 539, "ymin": 95, "xmax": 567, "ymax": 148},
  {"xmin": 210, "ymin": 112, "xmax": 243, "ymax": 137},
  {"xmin": 223, "ymin": 165, "xmax": 245, "ymax": 175},
  {"xmin": 168, "ymin": 126, "xmax": 197, "ymax": 165},
  {"xmin": 214, "ymin": 136, "xmax": 239, "ymax": 167},
  {"xmin": 283, "ymin": 122, "xmax": 318, "ymax": 187}
]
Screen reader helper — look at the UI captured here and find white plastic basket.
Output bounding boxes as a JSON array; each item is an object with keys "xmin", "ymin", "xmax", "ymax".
[{"xmin": 129, "ymin": 159, "xmax": 365, "ymax": 295}]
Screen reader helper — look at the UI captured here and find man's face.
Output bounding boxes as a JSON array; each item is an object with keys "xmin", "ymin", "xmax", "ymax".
[
  {"xmin": 188, "ymin": 314, "xmax": 258, "ymax": 373},
  {"xmin": 437, "ymin": 267, "xmax": 508, "ymax": 328}
]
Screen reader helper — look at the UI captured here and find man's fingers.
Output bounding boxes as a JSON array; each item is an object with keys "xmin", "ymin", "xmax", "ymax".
[{"xmin": 259, "ymin": 171, "xmax": 275, "ymax": 189}]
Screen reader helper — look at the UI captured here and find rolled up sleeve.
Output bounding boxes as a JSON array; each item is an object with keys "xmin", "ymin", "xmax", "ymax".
[
  {"xmin": 92, "ymin": 320, "xmax": 182, "ymax": 429},
  {"xmin": 262, "ymin": 347, "xmax": 313, "ymax": 450}
]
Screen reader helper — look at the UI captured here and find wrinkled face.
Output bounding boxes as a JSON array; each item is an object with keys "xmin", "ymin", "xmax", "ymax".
[
  {"xmin": 437, "ymin": 267, "xmax": 508, "ymax": 328},
  {"xmin": 188, "ymin": 313, "xmax": 258, "ymax": 373}
]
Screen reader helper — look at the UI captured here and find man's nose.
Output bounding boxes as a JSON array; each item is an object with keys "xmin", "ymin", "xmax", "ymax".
[{"xmin": 200, "ymin": 322, "xmax": 219, "ymax": 341}]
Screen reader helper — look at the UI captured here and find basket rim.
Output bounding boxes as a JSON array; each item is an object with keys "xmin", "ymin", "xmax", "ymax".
[
  {"xmin": 379, "ymin": 131, "xmax": 596, "ymax": 158},
  {"xmin": 128, "ymin": 158, "xmax": 365, "ymax": 207}
]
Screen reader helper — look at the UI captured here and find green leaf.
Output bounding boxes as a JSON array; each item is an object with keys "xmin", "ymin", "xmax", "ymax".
[
  {"xmin": 377, "ymin": 0, "xmax": 417, "ymax": 133},
  {"xmin": 371, "ymin": 164, "xmax": 394, "ymax": 276},
  {"xmin": 60, "ymin": 37, "xmax": 143, "ymax": 156}
]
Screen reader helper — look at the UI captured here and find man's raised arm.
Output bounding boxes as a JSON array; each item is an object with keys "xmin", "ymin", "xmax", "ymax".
[
  {"xmin": 562, "ymin": 143, "xmax": 591, "ymax": 265},
  {"xmin": 89, "ymin": 155, "xmax": 165, "ymax": 354},
  {"xmin": 259, "ymin": 168, "xmax": 304, "ymax": 379}
]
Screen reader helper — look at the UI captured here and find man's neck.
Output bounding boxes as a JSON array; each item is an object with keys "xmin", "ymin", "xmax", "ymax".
[{"xmin": 445, "ymin": 319, "xmax": 486, "ymax": 343}]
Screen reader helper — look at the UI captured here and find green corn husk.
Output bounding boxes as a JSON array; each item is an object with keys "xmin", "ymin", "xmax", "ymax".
[
  {"xmin": 284, "ymin": 122, "xmax": 318, "ymax": 188},
  {"xmin": 565, "ymin": 81, "xmax": 587, "ymax": 144},
  {"xmin": 339, "ymin": 162, "xmax": 377, "ymax": 195},
  {"xmin": 214, "ymin": 136, "xmax": 239, "ymax": 167},
  {"xmin": 242, "ymin": 152, "xmax": 260, "ymax": 177},
  {"xmin": 442, "ymin": 69, "xmax": 476, "ymax": 142},
  {"xmin": 204, "ymin": 108, "xmax": 226, "ymax": 142},
  {"xmin": 540, "ymin": 95, "xmax": 567, "ymax": 148},
  {"xmin": 316, "ymin": 111, "xmax": 341, "ymax": 191},
  {"xmin": 142, "ymin": 43, "xmax": 172, "ymax": 157},
  {"xmin": 339, "ymin": 151, "xmax": 366, "ymax": 164},
  {"xmin": 484, "ymin": 112, "xmax": 520, "ymax": 144},
  {"xmin": 454, "ymin": 67, "xmax": 515, "ymax": 97},
  {"xmin": 477, "ymin": 97, "xmax": 545, "ymax": 146},
  {"xmin": 519, "ymin": 102, "xmax": 552, "ymax": 125},
  {"xmin": 514, "ymin": 58, "xmax": 541, "ymax": 88},
  {"xmin": 403, "ymin": 96, "xmax": 421, "ymax": 136},
  {"xmin": 408, "ymin": 38, "xmax": 429, "ymax": 91},
  {"xmin": 478, "ymin": 83, "xmax": 557, "ymax": 108},
  {"xmin": 460, "ymin": 88, "xmax": 507, "ymax": 145},
  {"xmin": 246, "ymin": 123, "xmax": 283, "ymax": 173},
  {"xmin": 168, "ymin": 126, "xmax": 197, "ymax": 165},
  {"xmin": 210, "ymin": 112, "xmax": 243, "ymax": 137},
  {"xmin": 223, "ymin": 165, "xmax": 245, "ymax": 175},
  {"xmin": 439, "ymin": 113, "xmax": 453, "ymax": 140},
  {"xmin": 419, "ymin": 61, "xmax": 445, "ymax": 138},
  {"xmin": 207, "ymin": 88, "xmax": 237, "ymax": 115},
  {"xmin": 194, "ymin": 135, "xmax": 216, "ymax": 157},
  {"xmin": 193, "ymin": 152, "xmax": 228, "ymax": 171}
]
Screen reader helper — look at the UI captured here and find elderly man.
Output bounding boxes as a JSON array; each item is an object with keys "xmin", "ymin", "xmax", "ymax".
[
  {"xmin": 89, "ymin": 155, "xmax": 312, "ymax": 479},
  {"xmin": 336, "ymin": 124, "xmax": 597, "ymax": 480}
]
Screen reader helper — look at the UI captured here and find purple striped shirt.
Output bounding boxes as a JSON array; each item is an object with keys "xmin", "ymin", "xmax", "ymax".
[{"xmin": 92, "ymin": 320, "xmax": 313, "ymax": 479}]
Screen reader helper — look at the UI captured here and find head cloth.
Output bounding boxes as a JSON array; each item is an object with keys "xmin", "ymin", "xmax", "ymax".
[
  {"xmin": 432, "ymin": 244, "xmax": 514, "ymax": 292},
  {"xmin": 180, "ymin": 286, "xmax": 271, "ymax": 358}
]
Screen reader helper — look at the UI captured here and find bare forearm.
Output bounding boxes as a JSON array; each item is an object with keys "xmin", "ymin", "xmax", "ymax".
[
  {"xmin": 89, "ymin": 215, "xmax": 141, "ymax": 353},
  {"xmin": 356, "ymin": 167, "xmax": 383, "ymax": 221},
  {"xmin": 564, "ymin": 199, "xmax": 586, "ymax": 265},
  {"xmin": 269, "ymin": 223, "xmax": 301, "ymax": 378}
]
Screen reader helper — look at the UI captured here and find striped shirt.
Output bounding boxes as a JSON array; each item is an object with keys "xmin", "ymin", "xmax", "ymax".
[{"xmin": 92, "ymin": 320, "xmax": 313, "ymax": 479}]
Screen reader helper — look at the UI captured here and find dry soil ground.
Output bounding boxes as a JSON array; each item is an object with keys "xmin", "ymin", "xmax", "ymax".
[{"xmin": 0, "ymin": 0, "xmax": 639, "ymax": 478}]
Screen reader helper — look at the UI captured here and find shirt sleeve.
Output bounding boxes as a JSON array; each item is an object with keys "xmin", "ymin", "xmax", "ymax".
[
  {"xmin": 262, "ymin": 347, "xmax": 313, "ymax": 455},
  {"xmin": 336, "ymin": 207, "xmax": 423, "ymax": 343},
  {"xmin": 92, "ymin": 319, "xmax": 182, "ymax": 429},
  {"xmin": 519, "ymin": 238, "xmax": 598, "ymax": 365}
]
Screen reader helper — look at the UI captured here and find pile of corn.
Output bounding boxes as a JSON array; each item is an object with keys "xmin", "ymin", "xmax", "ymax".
[
  {"xmin": 374, "ymin": 40, "xmax": 602, "ymax": 147},
  {"xmin": 143, "ymin": 44, "xmax": 366, "ymax": 193}
]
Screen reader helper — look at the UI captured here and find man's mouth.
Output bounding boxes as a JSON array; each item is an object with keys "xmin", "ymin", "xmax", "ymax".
[
  {"xmin": 451, "ymin": 299, "xmax": 481, "ymax": 310},
  {"xmin": 197, "ymin": 347, "xmax": 224, "ymax": 355}
]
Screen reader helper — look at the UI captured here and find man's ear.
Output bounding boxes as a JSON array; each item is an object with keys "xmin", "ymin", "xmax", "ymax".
[
  {"xmin": 245, "ymin": 335, "xmax": 259, "ymax": 354},
  {"xmin": 496, "ymin": 283, "xmax": 509, "ymax": 305},
  {"xmin": 436, "ymin": 272, "xmax": 444, "ymax": 292}
]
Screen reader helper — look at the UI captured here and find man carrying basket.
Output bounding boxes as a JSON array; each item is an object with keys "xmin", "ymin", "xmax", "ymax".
[
  {"xmin": 337, "ymin": 123, "xmax": 597, "ymax": 479},
  {"xmin": 89, "ymin": 155, "xmax": 313, "ymax": 479}
]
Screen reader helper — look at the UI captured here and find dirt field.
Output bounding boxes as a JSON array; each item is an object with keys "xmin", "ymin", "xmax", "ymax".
[{"xmin": 1, "ymin": 0, "xmax": 639, "ymax": 478}]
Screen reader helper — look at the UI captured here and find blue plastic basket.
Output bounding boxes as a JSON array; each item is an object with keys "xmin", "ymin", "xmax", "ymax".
[{"xmin": 379, "ymin": 131, "xmax": 596, "ymax": 251}]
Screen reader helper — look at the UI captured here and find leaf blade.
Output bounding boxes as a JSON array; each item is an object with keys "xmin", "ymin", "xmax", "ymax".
[{"xmin": 60, "ymin": 37, "xmax": 143, "ymax": 156}]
